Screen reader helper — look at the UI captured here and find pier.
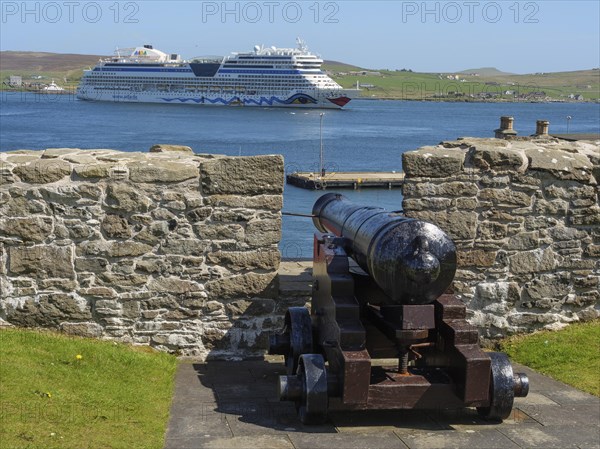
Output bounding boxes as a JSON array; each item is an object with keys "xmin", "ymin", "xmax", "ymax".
[{"xmin": 286, "ymin": 171, "xmax": 405, "ymax": 189}]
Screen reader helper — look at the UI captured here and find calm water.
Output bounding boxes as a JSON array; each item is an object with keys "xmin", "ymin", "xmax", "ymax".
[{"xmin": 1, "ymin": 92, "xmax": 599, "ymax": 257}]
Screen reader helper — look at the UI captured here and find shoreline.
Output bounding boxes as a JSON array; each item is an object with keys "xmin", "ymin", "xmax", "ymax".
[
  {"xmin": 353, "ymin": 97, "xmax": 600, "ymax": 104},
  {"xmin": 1, "ymin": 87, "xmax": 598, "ymax": 104}
]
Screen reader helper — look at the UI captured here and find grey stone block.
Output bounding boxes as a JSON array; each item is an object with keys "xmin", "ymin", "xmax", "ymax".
[{"xmin": 200, "ymin": 155, "xmax": 284, "ymax": 195}]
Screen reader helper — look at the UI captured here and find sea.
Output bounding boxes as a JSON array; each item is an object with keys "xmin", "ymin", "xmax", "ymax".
[{"xmin": 1, "ymin": 92, "xmax": 599, "ymax": 258}]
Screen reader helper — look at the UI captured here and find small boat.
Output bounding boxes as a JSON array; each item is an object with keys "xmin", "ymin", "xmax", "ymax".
[{"xmin": 41, "ymin": 80, "xmax": 65, "ymax": 93}]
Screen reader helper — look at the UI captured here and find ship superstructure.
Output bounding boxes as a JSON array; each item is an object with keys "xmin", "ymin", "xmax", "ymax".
[{"xmin": 77, "ymin": 39, "xmax": 356, "ymax": 108}]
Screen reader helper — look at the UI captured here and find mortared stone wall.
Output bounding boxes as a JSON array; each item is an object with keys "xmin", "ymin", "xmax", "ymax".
[
  {"xmin": 0, "ymin": 146, "xmax": 283, "ymax": 359},
  {"xmin": 402, "ymin": 136, "xmax": 599, "ymax": 339}
]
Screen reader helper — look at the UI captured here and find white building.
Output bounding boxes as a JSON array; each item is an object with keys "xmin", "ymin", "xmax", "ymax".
[{"xmin": 8, "ymin": 75, "xmax": 22, "ymax": 86}]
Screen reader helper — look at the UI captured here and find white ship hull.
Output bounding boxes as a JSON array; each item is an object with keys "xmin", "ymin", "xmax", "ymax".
[
  {"xmin": 77, "ymin": 40, "xmax": 357, "ymax": 110},
  {"xmin": 76, "ymin": 88, "xmax": 355, "ymax": 109}
]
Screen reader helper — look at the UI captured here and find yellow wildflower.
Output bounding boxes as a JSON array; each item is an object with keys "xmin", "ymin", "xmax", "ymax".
[{"xmin": 75, "ymin": 354, "xmax": 83, "ymax": 361}]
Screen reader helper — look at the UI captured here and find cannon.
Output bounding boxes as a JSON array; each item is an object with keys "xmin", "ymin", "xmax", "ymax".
[{"xmin": 270, "ymin": 193, "xmax": 528, "ymax": 424}]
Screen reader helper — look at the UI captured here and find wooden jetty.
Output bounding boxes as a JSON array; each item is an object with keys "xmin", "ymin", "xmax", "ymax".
[{"xmin": 287, "ymin": 171, "xmax": 405, "ymax": 190}]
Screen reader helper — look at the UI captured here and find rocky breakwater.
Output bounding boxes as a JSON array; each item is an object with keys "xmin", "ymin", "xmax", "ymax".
[
  {"xmin": 402, "ymin": 136, "xmax": 599, "ymax": 338},
  {"xmin": 0, "ymin": 145, "xmax": 284, "ymax": 359}
]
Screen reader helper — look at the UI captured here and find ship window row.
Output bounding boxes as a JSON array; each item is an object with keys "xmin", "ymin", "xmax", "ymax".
[
  {"xmin": 89, "ymin": 88, "xmax": 325, "ymax": 94},
  {"xmin": 85, "ymin": 83, "xmax": 340, "ymax": 90},
  {"xmin": 229, "ymin": 59, "xmax": 293, "ymax": 63},
  {"xmin": 87, "ymin": 79, "xmax": 320, "ymax": 85},
  {"xmin": 86, "ymin": 76, "xmax": 327, "ymax": 84},
  {"xmin": 225, "ymin": 59, "xmax": 319, "ymax": 64},
  {"xmin": 89, "ymin": 84, "xmax": 324, "ymax": 90},
  {"xmin": 237, "ymin": 56, "xmax": 292, "ymax": 59},
  {"xmin": 85, "ymin": 76, "xmax": 324, "ymax": 82},
  {"xmin": 86, "ymin": 76, "xmax": 313, "ymax": 82},
  {"xmin": 85, "ymin": 75, "xmax": 335, "ymax": 83},
  {"xmin": 85, "ymin": 72, "xmax": 329, "ymax": 81},
  {"xmin": 222, "ymin": 64, "xmax": 274, "ymax": 69},
  {"xmin": 84, "ymin": 77, "xmax": 339, "ymax": 88}
]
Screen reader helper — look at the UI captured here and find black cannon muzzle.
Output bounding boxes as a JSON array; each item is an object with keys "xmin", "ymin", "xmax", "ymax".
[{"xmin": 312, "ymin": 193, "xmax": 457, "ymax": 304}]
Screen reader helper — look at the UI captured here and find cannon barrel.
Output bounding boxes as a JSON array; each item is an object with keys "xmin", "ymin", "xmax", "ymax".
[{"xmin": 312, "ymin": 193, "xmax": 457, "ymax": 305}]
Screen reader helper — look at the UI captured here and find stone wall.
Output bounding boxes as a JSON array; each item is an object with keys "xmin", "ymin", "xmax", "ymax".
[
  {"xmin": 402, "ymin": 136, "xmax": 600, "ymax": 338},
  {"xmin": 0, "ymin": 147, "xmax": 284, "ymax": 359}
]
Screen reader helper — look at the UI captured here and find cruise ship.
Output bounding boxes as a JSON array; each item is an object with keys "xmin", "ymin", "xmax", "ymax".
[{"xmin": 77, "ymin": 39, "xmax": 357, "ymax": 108}]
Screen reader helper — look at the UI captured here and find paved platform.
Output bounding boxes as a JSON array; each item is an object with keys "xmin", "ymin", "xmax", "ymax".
[{"xmin": 164, "ymin": 358, "xmax": 600, "ymax": 449}]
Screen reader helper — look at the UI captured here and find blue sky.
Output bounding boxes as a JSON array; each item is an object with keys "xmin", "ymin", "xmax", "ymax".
[{"xmin": 1, "ymin": 1, "xmax": 599, "ymax": 73}]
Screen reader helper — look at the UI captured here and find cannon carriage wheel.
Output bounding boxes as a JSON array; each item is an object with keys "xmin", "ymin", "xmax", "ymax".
[
  {"xmin": 295, "ymin": 354, "xmax": 329, "ymax": 424},
  {"xmin": 477, "ymin": 352, "xmax": 519, "ymax": 421},
  {"xmin": 268, "ymin": 307, "xmax": 314, "ymax": 375},
  {"xmin": 285, "ymin": 308, "xmax": 313, "ymax": 375}
]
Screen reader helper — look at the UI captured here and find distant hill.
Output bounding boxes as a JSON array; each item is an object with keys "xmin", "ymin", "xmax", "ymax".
[
  {"xmin": 457, "ymin": 67, "xmax": 515, "ymax": 76},
  {"xmin": 0, "ymin": 51, "xmax": 105, "ymax": 72},
  {"xmin": 323, "ymin": 60, "xmax": 364, "ymax": 72}
]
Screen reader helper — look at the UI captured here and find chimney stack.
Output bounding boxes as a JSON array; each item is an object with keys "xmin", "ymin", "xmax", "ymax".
[
  {"xmin": 535, "ymin": 120, "xmax": 550, "ymax": 136},
  {"xmin": 494, "ymin": 116, "xmax": 517, "ymax": 139}
]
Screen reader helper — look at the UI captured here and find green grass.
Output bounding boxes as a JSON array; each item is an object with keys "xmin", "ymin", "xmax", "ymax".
[
  {"xmin": 321, "ymin": 65, "xmax": 600, "ymax": 101},
  {"xmin": 0, "ymin": 328, "xmax": 178, "ymax": 449},
  {"xmin": 501, "ymin": 320, "xmax": 600, "ymax": 397},
  {"xmin": 1, "ymin": 68, "xmax": 84, "ymax": 84}
]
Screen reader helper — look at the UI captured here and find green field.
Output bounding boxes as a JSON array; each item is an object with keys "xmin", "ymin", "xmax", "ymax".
[
  {"xmin": 0, "ymin": 51, "xmax": 102, "ymax": 91},
  {"xmin": 0, "ymin": 328, "xmax": 177, "ymax": 449},
  {"xmin": 325, "ymin": 65, "xmax": 600, "ymax": 101},
  {"xmin": 1, "ymin": 69, "xmax": 81, "ymax": 91},
  {"xmin": 501, "ymin": 320, "xmax": 600, "ymax": 396}
]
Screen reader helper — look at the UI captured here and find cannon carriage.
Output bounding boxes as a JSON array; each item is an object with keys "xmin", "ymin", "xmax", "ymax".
[{"xmin": 269, "ymin": 193, "xmax": 528, "ymax": 424}]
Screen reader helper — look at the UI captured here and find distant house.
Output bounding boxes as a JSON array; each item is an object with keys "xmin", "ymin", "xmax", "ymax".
[
  {"xmin": 521, "ymin": 91, "xmax": 547, "ymax": 100},
  {"xmin": 8, "ymin": 75, "xmax": 22, "ymax": 87},
  {"xmin": 349, "ymin": 71, "xmax": 382, "ymax": 77}
]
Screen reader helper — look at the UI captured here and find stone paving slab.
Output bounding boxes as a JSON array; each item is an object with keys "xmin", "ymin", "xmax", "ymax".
[
  {"xmin": 277, "ymin": 261, "xmax": 313, "ymax": 297},
  {"xmin": 164, "ymin": 359, "xmax": 600, "ymax": 449},
  {"xmin": 499, "ymin": 425, "xmax": 600, "ymax": 449},
  {"xmin": 287, "ymin": 431, "xmax": 408, "ymax": 449},
  {"xmin": 397, "ymin": 428, "xmax": 521, "ymax": 449}
]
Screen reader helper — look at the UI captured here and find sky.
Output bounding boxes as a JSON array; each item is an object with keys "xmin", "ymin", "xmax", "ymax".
[{"xmin": 1, "ymin": 0, "xmax": 599, "ymax": 73}]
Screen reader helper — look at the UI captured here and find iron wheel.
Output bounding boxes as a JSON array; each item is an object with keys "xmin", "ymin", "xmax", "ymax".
[
  {"xmin": 296, "ymin": 354, "xmax": 328, "ymax": 424},
  {"xmin": 477, "ymin": 352, "xmax": 515, "ymax": 421}
]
